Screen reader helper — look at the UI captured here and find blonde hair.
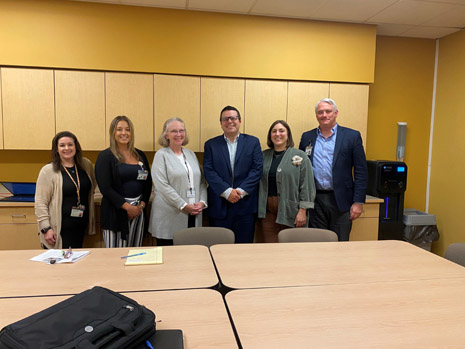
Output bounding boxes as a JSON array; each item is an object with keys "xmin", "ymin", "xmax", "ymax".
[
  {"xmin": 109, "ymin": 115, "xmax": 139, "ymax": 163},
  {"xmin": 158, "ymin": 117, "xmax": 189, "ymax": 147}
]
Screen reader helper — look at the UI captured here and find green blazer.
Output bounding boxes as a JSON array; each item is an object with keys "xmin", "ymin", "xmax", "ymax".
[{"xmin": 258, "ymin": 147, "xmax": 315, "ymax": 227}]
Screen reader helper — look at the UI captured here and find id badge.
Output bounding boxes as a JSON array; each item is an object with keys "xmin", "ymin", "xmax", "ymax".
[
  {"xmin": 305, "ymin": 144, "xmax": 313, "ymax": 156},
  {"xmin": 71, "ymin": 205, "xmax": 85, "ymax": 218},
  {"xmin": 187, "ymin": 189, "xmax": 195, "ymax": 204},
  {"xmin": 137, "ymin": 170, "xmax": 148, "ymax": 180}
]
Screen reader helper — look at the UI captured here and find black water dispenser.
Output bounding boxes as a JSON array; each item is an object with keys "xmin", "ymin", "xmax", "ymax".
[{"xmin": 367, "ymin": 161, "xmax": 407, "ymax": 240}]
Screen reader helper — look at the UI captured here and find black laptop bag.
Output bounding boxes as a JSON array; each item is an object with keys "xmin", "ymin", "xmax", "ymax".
[{"xmin": 0, "ymin": 286, "xmax": 156, "ymax": 349}]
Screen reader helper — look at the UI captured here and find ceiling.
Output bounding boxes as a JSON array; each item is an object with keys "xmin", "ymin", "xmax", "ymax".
[{"xmin": 73, "ymin": 0, "xmax": 465, "ymax": 39}]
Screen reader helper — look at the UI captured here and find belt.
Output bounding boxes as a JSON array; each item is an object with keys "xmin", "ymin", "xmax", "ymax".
[{"xmin": 316, "ymin": 190, "xmax": 334, "ymax": 194}]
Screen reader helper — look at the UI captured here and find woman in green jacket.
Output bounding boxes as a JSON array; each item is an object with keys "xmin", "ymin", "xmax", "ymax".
[{"xmin": 258, "ymin": 120, "xmax": 316, "ymax": 242}]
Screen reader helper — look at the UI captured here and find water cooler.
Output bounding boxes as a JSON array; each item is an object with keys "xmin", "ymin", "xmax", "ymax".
[{"xmin": 367, "ymin": 161, "xmax": 408, "ymax": 240}]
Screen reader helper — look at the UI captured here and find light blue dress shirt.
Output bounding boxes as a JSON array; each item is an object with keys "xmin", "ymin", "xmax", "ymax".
[{"xmin": 313, "ymin": 124, "xmax": 338, "ymax": 190}]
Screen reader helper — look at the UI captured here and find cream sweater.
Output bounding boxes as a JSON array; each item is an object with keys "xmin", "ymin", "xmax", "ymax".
[{"xmin": 34, "ymin": 158, "xmax": 96, "ymax": 249}]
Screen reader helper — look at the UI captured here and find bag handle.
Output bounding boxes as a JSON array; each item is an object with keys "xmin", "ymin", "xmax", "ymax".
[{"xmin": 76, "ymin": 321, "xmax": 135, "ymax": 348}]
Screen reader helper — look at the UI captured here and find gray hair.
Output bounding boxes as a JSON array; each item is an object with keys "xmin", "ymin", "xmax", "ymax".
[
  {"xmin": 158, "ymin": 117, "xmax": 189, "ymax": 147},
  {"xmin": 315, "ymin": 98, "xmax": 338, "ymax": 113}
]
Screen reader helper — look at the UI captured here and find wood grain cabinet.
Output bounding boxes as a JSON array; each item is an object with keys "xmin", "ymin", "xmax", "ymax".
[
  {"xmin": 287, "ymin": 81, "xmax": 329, "ymax": 141},
  {"xmin": 55, "ymin": 70, "xmax": 106, "ymax": 150},
  {"xmin": 0, "ymin": 72, "xmax": 3, "ymax": 149},
  {"xmin": 154, "ymin": 75, "xmax": 201, "ymax": 151},
  {"xmin": 200, "ymin": 77, "xmax": 245, "ymax": 148},
  {"xmin": 0, "ymin": 205, "xmax": 41, "ymax": 250},
  {"xmin": 1, "ymin": 68, "xmax": 55, "ymax": 150},
  {"xmin": 105, "ymin": 72, "xmax": 154, "ymax": 151},
  {"xmin": 350, "ymin": 197, "xmax": 382, "ymax": 241},
  {"xmin": 244, "ymin": 79, "xmax": 288, "ymax": 148}
]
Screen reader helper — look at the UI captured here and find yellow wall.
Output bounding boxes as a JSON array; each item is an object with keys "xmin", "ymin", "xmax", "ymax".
[
  {"xmin": 367, "ymin": 36, "xmax": 436, "ymax": 212},
  {"xmin": 429, "ymin": 29, "xmax": 465, "ymax": 255},
  {"xmin": 0, "ymin": 0, "xmax": 375, "ymax": 83}
]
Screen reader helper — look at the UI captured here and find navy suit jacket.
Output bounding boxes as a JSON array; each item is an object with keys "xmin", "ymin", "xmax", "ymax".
[
  {"xmin": 299, "ymin": 125, "xmax": 368, "ymax": 212},
  {"xmin": 203, "ymin": 134, "xmax": 263, "ymax": 219}
]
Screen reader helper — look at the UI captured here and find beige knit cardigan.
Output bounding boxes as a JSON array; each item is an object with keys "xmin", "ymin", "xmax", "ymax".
[{"xmin": 34, "ymin": 157, "xmax": 96, "ymax": 249}]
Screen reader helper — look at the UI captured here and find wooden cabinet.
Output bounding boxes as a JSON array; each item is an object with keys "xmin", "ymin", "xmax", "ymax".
[
  {"xmin": 287, "ymin": 82, "xmax": 329, "ymax": 143},
  {"xmin": 1, "ymin": 68, "xmax": 55, "ymax": 150},
  {"xmin": 329, "ymin": 83, "xmax": 369, "ymax": 146},
  {"xmin": 200, "ymin": 77, "xmax": 245, "ymax": 148},
  {"xmin": 55, "ymin": 70, "xmax": 106, "ymax": 150},
  {"xmin": 154, "ymin": 75, "xmax": 201, "ymax": 151},
  {"xmin": 0, "ymin": 205, "xmax": 41, "ymax": 250},
  {"xmin": 0, "ymin": 71, "xmax": 3, "ymax": 149},
  {"xmin": 244, "ymin": 80, "xmax": 288, "ymax": 149},
  {"xmin": 350, "ymin": 198, "xmax": 382, "ymax": 241},
  {"xmin": 105, "ymin": 72, "xmax": 154, "ymax": 151}
]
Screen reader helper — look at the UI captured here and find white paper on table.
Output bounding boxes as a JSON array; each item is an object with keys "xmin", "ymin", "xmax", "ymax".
[{"xmin": 30, "ymin": 249, "xmax": 90, "ymax": 264}]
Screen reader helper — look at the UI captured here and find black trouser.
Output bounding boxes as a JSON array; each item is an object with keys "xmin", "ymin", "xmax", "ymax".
[{"xmin": 309, "ymin": 191, "xmax": 352, "ymax": 241}]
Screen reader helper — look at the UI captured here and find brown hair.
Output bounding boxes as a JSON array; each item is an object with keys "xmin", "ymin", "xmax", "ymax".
[
  {"xmin": 51, "ymin": 131, "xmax": 83, "ymax": 172},
  {"xmin": 266, "ymin": 120, "xmax": 294, "ymax": 149}
]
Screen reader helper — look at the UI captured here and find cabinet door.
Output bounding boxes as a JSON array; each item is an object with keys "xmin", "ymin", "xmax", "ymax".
[
  {"xmin": 154, "ymin": 75, "xmax": 201, "ymax": 151},
  {"xmin": 55, "ymin": 70, "xmax": 105, "ymax": 150},
  {"xmin": 1, "ymin": 68, "xmax": 55, "ymax": 150},
  {"xmin": 0, "ymin": 71, "xmax": 3, "ymax": 149},
  {"xmin": 329, "ymin": 83, "xmax": 369, "ymax": 146},
  {"xmin": 105, "ymin": 73, "xmax": 154, "ymax": 151},
  {"xmin": 287, "ymin": 82, "xmax": 329, "ymax": 144},
  {"xmin": 244, "ymin": 80, "xmax": 288, "ymax": 149},
  {"xmin": 200, "ymin": 77, "xmax": 245, "ymax": 148}
]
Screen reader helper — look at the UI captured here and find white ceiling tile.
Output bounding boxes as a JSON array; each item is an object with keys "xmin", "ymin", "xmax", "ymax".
[
  {"xmin": 375, "ymin": 23, "xmax": 415, "ymax": 36},
  {"xmin": 250, "ymin": 0, "xmax": 326, "ymax": 18},
  {"xmin": 422, "ymin": 5, "xmax": 465, "ymax": 26},
  {"xmin": 368, "ymin": 0, "xmax": 454, "ymax": 25},
  {"xmin": 311, "ymin": 0, "xmax": 398, "ymax": 22},
  {"xmin": 400, "ymin": 25, "xmax": 460, "ymax": 38}
]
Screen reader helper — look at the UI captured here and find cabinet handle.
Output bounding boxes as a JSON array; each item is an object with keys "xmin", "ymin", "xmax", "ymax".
[{"xmin": 11, "ymin": 214, "xmax": 27, "ymax": 218}]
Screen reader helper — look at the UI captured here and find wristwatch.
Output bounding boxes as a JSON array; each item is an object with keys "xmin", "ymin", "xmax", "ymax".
[{"xmin": 41, "ymin": 226, "xmax": 52, "ymax": 234}]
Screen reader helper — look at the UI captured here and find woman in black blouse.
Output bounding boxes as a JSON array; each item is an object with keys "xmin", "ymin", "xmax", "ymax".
[{"xmin": 95, "ymin": 116, "xmax": 152, "ymax": 248}]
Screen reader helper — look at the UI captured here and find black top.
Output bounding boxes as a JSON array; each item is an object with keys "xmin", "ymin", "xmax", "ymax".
[
  {"xmin": 95, "ymin": 148, "xmax": 152, "ymax": 238},
  {"xmin": 267, "ymin": 150, "xmax": 285, "ymax": 197},
  {"xmin": 118, "ymin": 163, "xmax": 146, "ymax": 198},
  {"xmin": 61, "ymin": 166, "xmax": 91, "ymax": 248}
]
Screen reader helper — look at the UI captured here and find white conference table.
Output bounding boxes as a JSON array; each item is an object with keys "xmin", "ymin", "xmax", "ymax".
[
  {"xmin": 0, "ymin": 289, "xmax": 237, "ymax": 349},
  {"xmin": 210, "ymin": 240, "xmax": 465, "ymax": 289},
  {"xmin": 0, "ymin": 245, "xmax": 218, "ymax": 298},
  {"xmin": 226, "ymin": 278, "xmax": 465, "ymax": 348}
]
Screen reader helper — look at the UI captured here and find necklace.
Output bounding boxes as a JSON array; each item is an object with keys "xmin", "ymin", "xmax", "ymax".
[{"xmin": 273, "ymin": 149, "xmax": 286, "ymax": 158}]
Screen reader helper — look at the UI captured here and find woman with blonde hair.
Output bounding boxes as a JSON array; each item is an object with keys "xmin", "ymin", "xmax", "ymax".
[
  {"xmin": 149, "ymin": 117, "xmax": 207, "ymax": 246},
  {"xmin": 95, "ymin": 115, "xmax": 152, "ymax": 247}
]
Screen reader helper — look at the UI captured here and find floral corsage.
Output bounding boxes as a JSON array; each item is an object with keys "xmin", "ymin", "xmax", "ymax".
[{"xmin": 292, "ymin": 155, "xmax": 303, "ymax": 166}]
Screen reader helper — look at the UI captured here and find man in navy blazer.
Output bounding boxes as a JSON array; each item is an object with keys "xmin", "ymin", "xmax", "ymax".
[
  {"xmin": 299, "ymin": 98, "xmax": 368, "ymax": 241},
  {"xmin": 203, "ymin": 106, "xmax": 263, "ymax": 243}
]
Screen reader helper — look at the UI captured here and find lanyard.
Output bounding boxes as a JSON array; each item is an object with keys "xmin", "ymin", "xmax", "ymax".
[
  {"xmin": 181, "ymin": 150, "xmax": 193, "ymax": 194},
  {"xmin": 63, "ymin": 164, "xmax": 81, "ymax": 205}
]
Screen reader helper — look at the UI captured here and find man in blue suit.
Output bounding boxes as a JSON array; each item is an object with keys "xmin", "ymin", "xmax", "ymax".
[
  {"xmin": 203, "ymin": 106, "xmax": 263, "ymax": 243},
  {"xmin": 299, "ymin": 98, "xmax": 368, "ymax": 241}
]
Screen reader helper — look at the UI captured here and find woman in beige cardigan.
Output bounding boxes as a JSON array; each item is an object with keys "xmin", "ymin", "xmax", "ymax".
[{"xmin": 35, "ymin": 131, "xmax": 96, "ymax": 249}]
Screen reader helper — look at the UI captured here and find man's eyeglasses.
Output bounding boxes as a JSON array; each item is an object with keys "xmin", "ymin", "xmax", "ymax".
[
  {"xmin": 169, "ymin": 129, "xmax": 186, "ymax": 135},
  {"xmin": 221, "ymin": 116, "xmax": 240, "ymax": 122}
]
